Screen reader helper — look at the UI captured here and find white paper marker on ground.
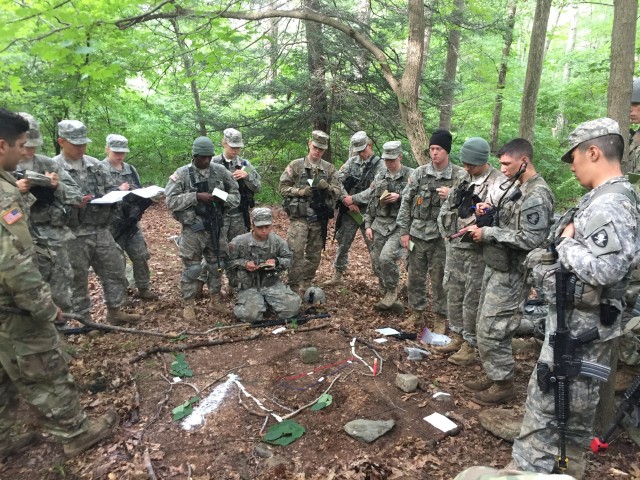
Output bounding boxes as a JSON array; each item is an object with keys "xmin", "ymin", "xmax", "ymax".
[
  {"xmin": 424, "ymin": 412, "xmax": 458, "ymax": 432},
  {"xmin": 181, "ymin": 374, "xmax": 237, "ymax": 430}
]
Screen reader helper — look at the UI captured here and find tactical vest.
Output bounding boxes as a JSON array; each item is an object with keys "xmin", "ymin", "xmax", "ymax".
[
  {"xmin": 24, "ymin": 156, "xmax": 71, "ymax": 227},
  {"xmin": 67, "ymin": 161, "xmax": 114, "ymax": 228},
  {"xmin": 346, "ymin": 155, "xmax": 381, "ymax": 195},
  {"xmin": 370, "ymin": 166, "xmax": 412, "ymax": 219},
  {"xmin": 283, "ymin": 158, "xmax": 334, "ymax": 219},
  {"xmin": 410, "ymin": 170, "xmax": 456, "ymax": 222},
  {"xmin": 219, "ymin": 156, "xmax": 254, "ymax": 216}
]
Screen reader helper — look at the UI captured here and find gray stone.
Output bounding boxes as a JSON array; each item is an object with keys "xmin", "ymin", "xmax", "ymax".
[
  {"xmin": 254, "ymin": 444, "xmax": 273, "ymax": 458},
  {"xmin": 299, "ymin": 347, "xmax": 319, "ymax": 364},
  {"xmin": 478, "ymin": 408, "xmax": 523, "ymax": 442},
  {"xmin": 344, "ymin": 419, "xmax": 395, "ymax": 443},
  {"xmin": 395, "ymin": 373, "xmax": 419, "ymax": 393}
]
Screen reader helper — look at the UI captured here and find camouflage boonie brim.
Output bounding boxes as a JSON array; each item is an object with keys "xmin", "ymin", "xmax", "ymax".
[
  {"xmin": 58, "ymin": 120, "xmax": 91, "ymax": 145},
  {"xmin": 562, "ymin": 117, "xmax": 621, "ymax": 163}
]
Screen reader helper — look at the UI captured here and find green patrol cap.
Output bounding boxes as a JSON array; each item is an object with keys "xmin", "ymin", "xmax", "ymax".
[
  {"xmin": 460, "ymin": 137, "xmax": 490, "ymax": 165},
  {"xmin": 192, "ymin": 136, "xmax": 215, "ymax": 156}
]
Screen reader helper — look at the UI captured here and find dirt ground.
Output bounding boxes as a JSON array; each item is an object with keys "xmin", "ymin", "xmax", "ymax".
[{"xmin": 2, "ymin": 203, "xmax": 639, "ymax": 479}]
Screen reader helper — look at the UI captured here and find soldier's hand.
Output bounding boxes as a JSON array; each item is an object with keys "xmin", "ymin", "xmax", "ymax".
[
  {"xmin": 45, "ymin": 172, "xmax": 59, "ymax": 189},
  {"xmin": 296, "ymin": 186, "xmax": 312, "ymax": 197},
  {"xmin": 382, "ymin": 192, "xmax": 400, "ymax": 204},
  {"xmin": 316, "ymin": 179, "xmax": 330, "ymax": 190},
  {"xmin": 366, "ymin": 228, "xmax": 374, "ymax": 242},
  {"xmin": 232, "ymin": 169, "xmax": 248, "ymax": 181},
  {"xmin": 265, "ymin": 259, "xmax": 276, "ymax": 267},
  {"xmin": 471, "ymin": 227, "xmax": 483, "ymax": 243},
  {"xmin": 246, "ymin": 261, "xmax": 258, "ymax": 272},
  {"xmin": 476, "ymin": 202, "xmax": 491, "ymax": 215},
  {"xmin": 401, "ymin": 234, "xmax": 410, "ymax": 250},
  {"xmin": 119, "ymin": 182, "xmax": 131, "ymax": 191},
  {"xmin": 196, "ymin": 192, "xmax": 215, "ymax": 203},
  {"xmin": 75, "ymin": 194, "xmax": 93, "ymax": 208},
  {"xmin": 348, "ymin": 204, "xmax": 360, "ymax": 213},
  {"xmin": 16, "ymin": 178, "xmax": 31, "ymax": 193},
  {"xmin": 55, "ymin": 307, "xmax": 63, "ymax": 323},
  {"xmin": 342, "ymin": 195, "xmax": 353, "ymax": 207},
  {"xmin": 436, "ymin": 186, "xmax": 450, "ymax": 199},
  {"xmin": 561, "ymin": 222, "xmax": 575, "ymax": 239}
]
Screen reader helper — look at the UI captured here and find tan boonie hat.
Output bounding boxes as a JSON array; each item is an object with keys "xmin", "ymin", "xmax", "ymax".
[
  {"xmin": 562, "ymin": 117, "xmax": 622, "ymax": 163},
  {"xmin": 106, "ymin": 134, "xmax": 130, "ymax": 152},
  {"xmin": 252, "ymin": 207, "xmax": 272, "ymax": 227},
  {"xmin": 350, "ymin": 131, "xmax": 369, "ymax": 152},
  {"xmin": 311, "ymin": 130, "xmax": 329, "ymax": 150},
  {"xmin": 382, "ymin": 140, "xmax": 402, "ymax": 159},
  {"xmin": 223, "ymin": 128, "xmax": 244, "ymax": 148},
  {"xmin": 58, "ymin": 120, "xmax": 91, "ymax": 145},
  {"xmin": 18, "ymin": 112, "xmax": 43, "ymax": 147}
]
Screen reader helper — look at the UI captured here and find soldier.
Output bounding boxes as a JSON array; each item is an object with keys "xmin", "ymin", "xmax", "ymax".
[
  {"xmin": 0, "ymin": 109, "xmax": 117, "ymax": 461},
  {"xmin": 364, "ymin": 141, "xmax": 414, "ymax": 310},
  {"xmin": 623, "ymin": 77, "xmax": 640, "ymax": 174},
  {"xmin": 433, "ymin": 137, "xmax": 504, "ymax": 363},
  {"xmin": 279, "ymin": 130, "xmax": 341, "ymax": 292},
  {"xmin": 323, "ymin": 131, "xmax": 384, "ymax": 287},
  {"xmin": 15, "ymin": 113, "xmax": 82, "ymax": 323},
  {"xmin": 212, "ymin": 128, "xmax": 261, "ymax": 291},
  {"xmin": 102, "ymin": 134, "xmax": 158, "ymax": 300},
  {"xmin": 165, "ymin": 136, "xmax": 240, "ymax": 321},
  {"xmin": 54, "ymin": 121, "xmax": 141, "ymax": 326},
  {"xmin": 228, "ymin": 207, "xmax": 301, "ymax": 323},
  {"xmin": 463, "ymin": 138, "xmax": 554, "ymax": 406},
  {"xmin": 512, "ymin": 118, "xmax": 640, "ymax": 476},
  {"xmin": 396, "ymin": 130, "xmax": 465, "ymax": 332}
]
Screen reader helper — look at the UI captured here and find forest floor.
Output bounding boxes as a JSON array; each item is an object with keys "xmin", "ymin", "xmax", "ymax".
[{"xmin": 2, "ymin": 203, "xmax": 639, "ymax": 480}]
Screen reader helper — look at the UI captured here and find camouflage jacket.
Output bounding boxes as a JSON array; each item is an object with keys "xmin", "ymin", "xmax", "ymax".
[
  {"xmin": 397, "ymin": 161, "xmax": 466, "ymax": 241},
  {"xmin": 623, "ymin": 129, "xmax": 640, "ymax": 175},
  {"xmin": 364, "ymin": 165, "xmax": 414, "ymax": 235},
  {"xmin": 279, "ymin": 156, "xmax": 341, "ymax": 219},
  {"xmin": 228, "ymin": 231, "xmax": 292, "ymax": 290},
  {"xmin": 213, "ymin": 154, "xmax": 261, "ymax": 217},
  {"xmin": 101, "ymin": 159, "xmax": 143, "ymax": 189},
  {"xmin": 54, "ymin": 153, "xmax": 119, "ymax": 235},
  {"xmin": 338, "ymin": 153, "xmax": 384, "ymax": 208},
  {"xmin": 0, "ymin": 168, "xmax": 57, "ymax": 324}
]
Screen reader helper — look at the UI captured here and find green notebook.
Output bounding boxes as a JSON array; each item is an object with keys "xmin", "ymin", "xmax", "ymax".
[{"xmin": 348, "ymin": 210, "xmax": 364, "ymax": 225}]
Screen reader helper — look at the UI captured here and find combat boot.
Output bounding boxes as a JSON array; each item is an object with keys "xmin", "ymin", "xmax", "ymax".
[
  {"xmin": 209, "ymin": 293, "xmax": 229, "ymax": 315},
  {"xmin": 448, "ymin": 342, "xmax": 478, "ymax": 366},
  {"xmin": 472, "ymin": 379, "xmax": 516, "ymax": 406},
  {"xmin": 380, "ymin": 288, "xmax": 398, "ymax": 308},
  {"xmin": 398, "ymin": 309, "xmax": 423, "ymax": 330},
  {"xmin": 63, "ymin": 410, "xmax": 118, "ymax": 458},
  {"xmin": 0, "ymin": 432, "xmax": 39, "ymax": 461},
  {"xmin": 137, "ymin": 288, "xmax": 159, "ymax": 300},
  {"xmin": 194, "ymin": 280, "xmax": 205, "ymax": 299},
  {"xmin": 106, "ymin": 308, "xmax": 142, "ymax": 326},
  {"xmin": 462, "ymin": 374, "xmax": 494, "ymax": 393},
  {"xmin": 183, "ymin": 299, "xmax": 196, "ymax": 322},
  {"xmin": 432, "ymin": 313, "xmax": 447, "ymax": 335},
  {"xmin": 321, "ymin": 270, "xmax": 344, "ymax": 287},
  {"xmin": 431, "ymin": 332, "xmax": 463, "ymax": 353}
]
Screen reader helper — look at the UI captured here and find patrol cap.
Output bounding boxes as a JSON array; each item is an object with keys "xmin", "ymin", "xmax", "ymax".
[
  {"xmin": 633, "ymin": 78, "xmax": 640, "ymax": 104},
  {"xmin": 106, "ymin": 134, "xmax": 130, "ymax": 152},
  {"xmin": 252, "ymin": 207, "xmax": 272, "ymax": 226},
  {"xmin": 561, "ymin": 117, "xmax": 622, "ymax": 163},
  {"xmin": 58, "ymin": 120, "xmax": 91, "ymax": 145},
  {"xmin": 223, "ymin": 128, "xmax": 244, "ymax": 148},
  {"xmin": 381, "ymin": 141, "xmax": 402, "ymax": 159},
  {"xmin": 192, "ymin": 136, "xmax": 215, "ymax": 156},
  {"xmin": 350, "ymin": 131, "xmax": 370, "ymax": 152},
  {"xmin": 18, "ymin": 112, "xmax": 43, "ymax": 147},
  {"xmin": 460, "ymin": 137, "xmax": 490, "ymax": 166},
  {"xmin": 310, "ymin": 130, "xmax": 329, "ymax": 150}
]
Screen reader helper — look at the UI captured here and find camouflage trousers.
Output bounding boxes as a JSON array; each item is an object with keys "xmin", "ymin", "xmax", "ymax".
[
  {"xmin": 36, "ymin": 240, "xmax": 74, "ymax": 313},
  {"xmin": 116, "ymin": 226, "xmax": 151, "ymax": 290},
  {"xmin": 223, "ymin": 213, "xmax": 249, "ymax": 290},
  {"xmin": 234, "ymin": 282, "xmax": 302, "ymax": 323},
  {"xmin": 0, "ymin": 312, "xmax": 87, "ymax": 443},
  {"xmin": 179, "ymin": 226, "xmax": 227, "ymax": 300},
  {"xmin": 287, "ymin": 219, "xmax": 324, "ymax": 286},
  {"xmin": 407, "ymin": 236, "xmax": 446, "ymax": 315},
  {"xmin": 476, "ymin": 266, "xmax": 528, "ymax": 381},
  {"xmin": 370, "ymin": 229, "xmax": 404, "ymax": 290},
  {"xmin": 512, "ymin": 306, "xmax": 614, "ymax": 472},
  {"xmin": 67, "ymin": 230, "xmax": 128, "ymax": 314},
  {"xmin": 444, "ymin": 246, "xmax": 485, "ymax": 343},
  {"xmin": 332, "ymin": 212, "xmax": 372, "ymax": 273}
]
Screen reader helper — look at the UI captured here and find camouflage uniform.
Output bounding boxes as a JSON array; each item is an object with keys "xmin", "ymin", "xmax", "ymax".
[
  {"xmin": 365, "ymin": 165, "xmax": 414, "ymax": 291},
  {"xmin": 454, "ymin": 466, "xmax": 575, "ymax": 480},
  {"xmin": 397, "ymin": 161, "xmax": 465, "ymax": 315},
  {"xmin": 279, "ymin": 156, "xmax": 341, "ymax": 289},
  {"xmin": 101, "ymin": 159, "xmax": 153, "ymax": 290},
  {"xmin": 15, "ymin": 154, "xmax": 82, "ymax": 313},
  {"xmin": 54, "ymin": 152, "xmax": 129, "ymax": 315},
  {"xmin": 0, "ymin": 168, "xmax": 88, "ymax": 445},
  {"xmin": 477, "ymin": 174, "xmax": 554, "ymax": 381},
  {"xmin": 165, "ymin": 161, "xmax": 240, "ymax": 299},
  {"xmin": 438, "ymin": 165, "xmax": 504, "ymax": 341},
  {"xmin": 513, "ymin": 177, "xmax": 639, "ymax": 472}
]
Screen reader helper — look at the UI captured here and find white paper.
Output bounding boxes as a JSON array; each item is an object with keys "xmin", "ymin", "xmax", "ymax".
[
  {"xmin": 432, "ymin": 392, "xmax": 451, "ymax": 399},
  {"xmin": 131, "ymin": 185, "xmax": 165, "ymax": 199},
  {"xmin": 373, "ymin": 338, "xmax": 388, "ymax": 344},
  {"xmin": 424, "ymin": 412, "xmax": 458, "ymax": 432},
  {"xmin": 272, "ymin": 327, "xmax": 287, "ymax": 335},
  {"xmin": 212, "ymin": 188, "xmax": 228, "ymax": 202},
  {"xmin": 307, "ymin": 179, "xmax": 314, "ymax": 186},
  {"xmin": 90, "ymin": 185, "xmax": 165, "ymax": 204},
  {"xmin": 375, "ymin": 327, "xmax": 400, "ymax": 336}
]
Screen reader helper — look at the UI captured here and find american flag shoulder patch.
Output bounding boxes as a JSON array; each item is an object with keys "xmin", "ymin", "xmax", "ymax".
[
  {"xmin": 1, "ymin": 208, "xmax": 23, "ymax": 225},
  {"xmin": 170, "ymin": 173, "xmax": 179, "ymax": 182}
]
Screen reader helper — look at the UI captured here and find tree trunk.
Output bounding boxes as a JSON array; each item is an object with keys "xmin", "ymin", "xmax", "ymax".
[
  {"xmin": 269, "ymin": 17, "xmax": 279, "ymax": 84},
  {"xmin": 519, "ymin": 0, "xmax": 552, "ymax": 143},
  {"xmin": 553, "ymin": 6, "xmax": 578, "ymax": 139},
  {"xmin": 439, "ymin": 0, "xmax": 464, "ymax": 131},
  {"xmin": 489, "ymin": 0, "xmax": 517, "ymax": 153}
]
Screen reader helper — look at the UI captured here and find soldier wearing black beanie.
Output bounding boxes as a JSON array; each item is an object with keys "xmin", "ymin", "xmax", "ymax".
[{"xmin": 429, "ymin": 129, "xmax": 452, "ymax": 154}]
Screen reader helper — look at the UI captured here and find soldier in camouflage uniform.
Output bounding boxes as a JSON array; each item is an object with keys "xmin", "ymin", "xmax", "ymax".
[
  {"xmin": 434, "ymin": 137, "xmax": 505, "ymax": 363},
  {"xmin": 364, "ymin": 141, "xmax": 414, "ymax": 310},
  {"xmin": 14, "ymin": 113, "xmax": 82, "ymax": 323},
  {"xmin": 54, "ymin": 121, "xmax": 141, "ymax": 326},
  {"xmin": 165, "ymin": 136, "xmax": 240, "ymax": 321},
  {"xmin": 279, "ymin": 130, "xmax": 341, "ymax": 292},
  {"xmin": 0, "ymin": 109, "xmax": 117, "ymax": 461},
  {"xmin": 463, "ymin": 138, "xmax": 554, "ymax": 406},
  {"xmin": 454, "ymin": 466, "xmax": 575, "ymax": 480},
  {"xmin": 323, "ymin": 131, "xmax": 384, "ymax": 287},
  {"xmin": 512, "ymin": 118, "xmax": 640, "ymax": 475},
  {"xmin": 228, "ymin": 208, "xmax": 301, "ymax": 322},
  {"xmin": 211, "ymin": 128, "xmax": 261, "ymax": 292},
  {"xmin": 102, "ymin": 134, "xmax": 158, "ymax": 300},
  {"xmin": 397, "ymin": 130, "xmax": 465, "ymax": 332}
]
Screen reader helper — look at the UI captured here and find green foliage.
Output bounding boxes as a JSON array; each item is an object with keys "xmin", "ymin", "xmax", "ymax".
[
  {"xmin": 170, "ymin": 353, "xmax": 193, "ymax": 378},
  {"xmin": 172, "ymin": 395, "xmax": 200, "ymax": 421},
  {"xmin": 262, "ymin": 419, "xmax": 305, "ymax": 446},
  {"xmin": 311, "ymin": 393, "xmax": 333, "ymax": 411}
]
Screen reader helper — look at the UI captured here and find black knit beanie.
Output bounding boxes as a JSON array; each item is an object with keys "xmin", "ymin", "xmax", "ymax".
[{"xmin": 429, "ymin": 129, "xmax": 452, "ymax": 153}]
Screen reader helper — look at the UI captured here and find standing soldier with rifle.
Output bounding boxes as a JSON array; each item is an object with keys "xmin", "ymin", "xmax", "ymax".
[
  {"xmin": 102, "ymin": 134, "xmax": 158, "ymax": 300},
  {"xmin": 511, "ymin": 118, "xmax": 640, "ymax": 477},
  {"xmin": 323, "ymin": 131, "xmax": 383, "ymax": 287},
  {"xmin": 279, "ymin": 130, "xmax": 341, "ymax": 293},
  {"xmin": 166, "ymin": 137, "xmax": 240, "ymax": 321}
]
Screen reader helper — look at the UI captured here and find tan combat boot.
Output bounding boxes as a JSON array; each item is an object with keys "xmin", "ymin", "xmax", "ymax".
[
  {"xmin": 432, "ymin": 313, "xmax": 447, "ymax": 335},
  {"xmin": 63, "ymin": 410, "xmax": 118, "ymax": 458},
  {"xmin": 431, "ymin": 332, "xmax": 464, "ymax": 353},
  {"xmin": 137, "ymin": 288, "xmax": 159, "ymax": 300},
  {"xmin": 0, "ymin": 432, "xmax": 39, "ymax": 461},
  {"xmin": 398, "ymin": 309, "xmax": 423, "ymax": 330},
  {"xmin": 321, "ymin": 270, "xmax": 344, "ymax": 287},
  {"xmin": 210, "ymin": 293, "xmax": 229, "ymax": 315},
  {"xmin": 106, "ymin": 308, "xmax": 142, "ymax": 326},
  {"xmin": 183, "ymin": 299, "xmax": 196, "ymax": 322},
  {"xmin": 380, "ymin": 288, "xmax": 398, "ymax": 308},
  {"xmin": 462, "ymin": 374, "xmax": 494, "ymax": 393},
  {"xmin": 448, "ymin": 342, "xmax": 478, "ymax": 366},
  {"xmin": 472, "ymin": 379, "xmax": 516, "ymax": 406}
]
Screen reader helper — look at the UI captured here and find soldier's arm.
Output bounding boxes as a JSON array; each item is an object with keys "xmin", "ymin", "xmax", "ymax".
[
  {"xmin": 222, "ymin": 168, "xmax": 241, "ymax": 209},
  {"xmin": 55, "ymin": 163, "xmax": 83, "ymax": 205},
  {"xmin": 165, "ymin": 170, "xmax": 197, "ymax": 212},
  {"xmin": 242, "ymin": 159, "xmax": 261, "ymax": 192},
  {"xmin": 275, "ymin": 235, "xmax": 293, "ymax": 270},
  {"xmin": 364, "ymin": 180, "xmax": 379, "ymax": 229},
  {"xmin": 396, "ymin": 172, "xmax": 418, "ymax": 235},
  {"xmin": 227, "ymin": 240, "xmax": 247, "ymax": 271},
  {"xmin": 130, "ymin": 165, "xmax": 143, "ymax": 189},
  {"xmin": 327, "ymin": 165, "xmax": 342, "ymax": 201}
]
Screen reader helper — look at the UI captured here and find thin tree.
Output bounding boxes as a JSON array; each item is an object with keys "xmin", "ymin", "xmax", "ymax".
[{"xmin": 439, "ymin": 0, "xmax": 464, "ymax": 131}]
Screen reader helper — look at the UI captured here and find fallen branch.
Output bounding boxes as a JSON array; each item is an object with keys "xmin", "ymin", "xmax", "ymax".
[
  {"xmin": 143, "ymin": 447, "xmax": 158, "ymax": 480},
  {"xmin": 280, "ymin": 373, "xmax": 342, "ymax": 420}
]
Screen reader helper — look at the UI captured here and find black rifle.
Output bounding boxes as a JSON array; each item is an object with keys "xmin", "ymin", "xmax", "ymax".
[
  {"xmin": 333, "ymin": 175, "xmax": 360, "ymax": 240},
  {"xmin": 189, "ymin": 168, "xmax": 225, "ymax": 272},
  {"xmin": 250, "ymin": 312, "xmax": 331, "ymax": 329},
  {"xmin": 536, "ymin": 245, "xmax": 610, "ymax": 471},
  {"xmin": 451, "ymin": 182, "xmax": 482, "ymax": 219},
  {"xmin": 232, "ymin": 164, "xmax": 255, "ymax": 231},
  {"xmin": 113, "ymin": 196, "xmax": 153, "ymax": 241},
  {"xmin": 310, "ymin": 182, "xmax": 334, "ymax": 250}
]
